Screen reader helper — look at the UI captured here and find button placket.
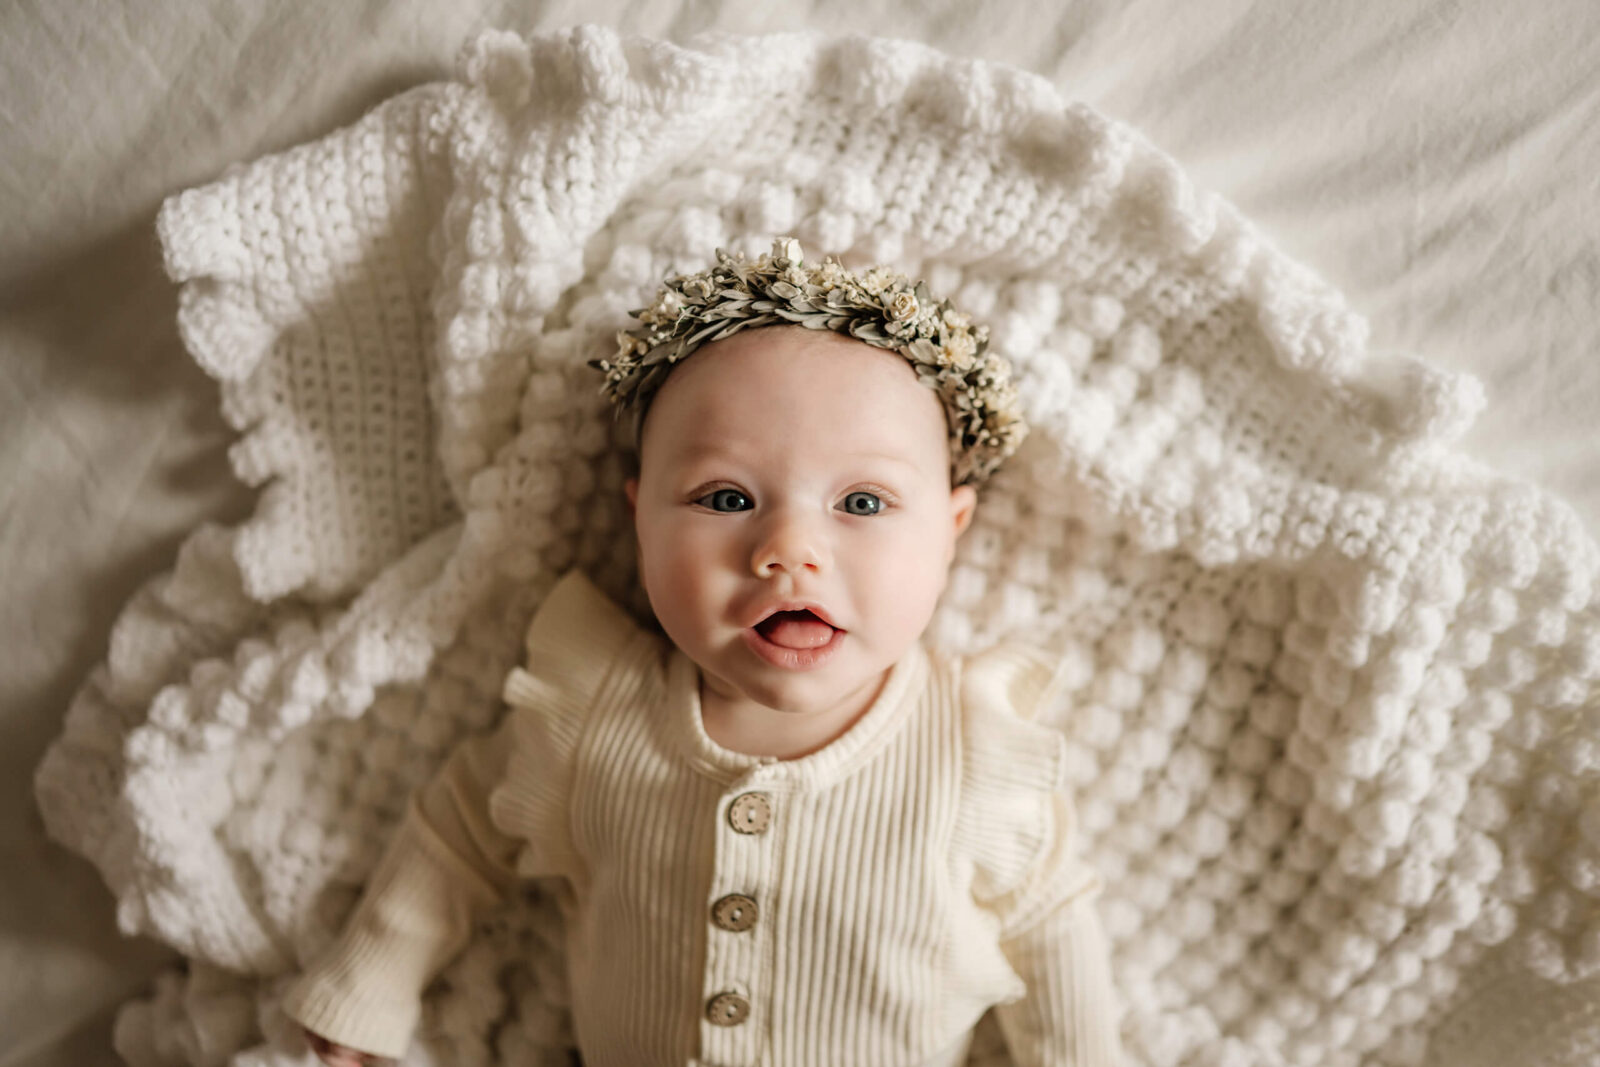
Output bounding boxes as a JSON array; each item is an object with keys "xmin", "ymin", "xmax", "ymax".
[{"xmin": 702, "ymin": 785, "xmax": 781, "ymax": 1062}]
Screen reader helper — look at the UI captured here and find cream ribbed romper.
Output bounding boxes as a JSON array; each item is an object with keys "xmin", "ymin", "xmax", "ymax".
[{"xmin": 283, "ymin": 571, "xmax": 1123, "ymax": 1066}]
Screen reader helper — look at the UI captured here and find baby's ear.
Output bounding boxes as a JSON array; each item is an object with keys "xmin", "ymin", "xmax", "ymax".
[
  {"xmin": 950, "ymin": 484, "xmax": 977, "ymax": 538},
  {"xmin": 625, "ymin": 477, "xmax": 639, "ymax": 517}
]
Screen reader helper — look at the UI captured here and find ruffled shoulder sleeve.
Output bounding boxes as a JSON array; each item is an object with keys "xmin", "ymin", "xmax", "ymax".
[
  {"xmin": 954, "ymin": 641, "xmax": 1100, "ymax": 936},
  {"xmin": 488, "ymin": 570, "xmax": 647, "ymax": 879}
]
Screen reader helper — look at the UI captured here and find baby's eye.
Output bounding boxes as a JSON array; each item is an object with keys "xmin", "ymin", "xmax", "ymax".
[
  {"xmin": 838, "ymin": 491, "xmax": 883, "ymax": 516},
  {"xmin": 696, "ymin": 488, "xmax": 753, "ymax": 512}
]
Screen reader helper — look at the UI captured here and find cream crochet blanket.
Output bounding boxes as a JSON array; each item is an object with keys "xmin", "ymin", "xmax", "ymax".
[{"xmin": 35, "ymin": 24, "xmax": 1600, "ymax": 1067}]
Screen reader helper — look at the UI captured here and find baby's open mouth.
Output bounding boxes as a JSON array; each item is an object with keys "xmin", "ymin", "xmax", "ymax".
[{"xmin": 754, "ymin": 609, "xmax": 838, "ymax": 650}]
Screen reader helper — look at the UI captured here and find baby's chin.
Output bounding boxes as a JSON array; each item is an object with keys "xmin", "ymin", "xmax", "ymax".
[{"xmin": 702, "ymin": 659, "xmax": 893, "ymax": 719}]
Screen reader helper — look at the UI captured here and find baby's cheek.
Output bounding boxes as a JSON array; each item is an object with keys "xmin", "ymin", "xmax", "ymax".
[
  {"xmin": 872, "ymin": 542, "xmax": 949, "ymax": 629},
  {"xmin": 638, "ymin": 517, "xmax": 692, "ymax": 579},
  {"xmin": 642, "ymin": 527, "xmax": 727, "ymax": 624}
]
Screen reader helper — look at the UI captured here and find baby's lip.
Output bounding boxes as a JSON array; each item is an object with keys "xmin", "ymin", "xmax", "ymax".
[{"xmin": 744, "ymin": 600, "xmax": 842, "ymax": 631}]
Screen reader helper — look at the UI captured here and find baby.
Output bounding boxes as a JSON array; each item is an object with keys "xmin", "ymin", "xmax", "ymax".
[{"xmin": 285, "ymin": 239, "xmax": 1124, "ymax": 1066}]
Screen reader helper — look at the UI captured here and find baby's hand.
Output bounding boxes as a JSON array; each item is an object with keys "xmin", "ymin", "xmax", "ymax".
[{"xmin": 304, "ymin": 1028, "xmax": 393, "ymax": 1067}]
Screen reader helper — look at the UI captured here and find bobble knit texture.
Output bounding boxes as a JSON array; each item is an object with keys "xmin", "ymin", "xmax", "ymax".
[{"xmin": 33, "ymin": 23, "xmax": 1600, "ymax": 1067}]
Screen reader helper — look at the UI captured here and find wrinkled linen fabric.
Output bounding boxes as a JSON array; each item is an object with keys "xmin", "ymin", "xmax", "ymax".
[{"xmin": 33, "ymin": 24, "xmax": 1600, "ymax": 1067}]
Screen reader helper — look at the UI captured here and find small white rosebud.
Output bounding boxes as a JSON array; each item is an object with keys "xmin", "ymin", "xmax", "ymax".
[{"xmin": 888, "ymin": 291, "xmax": 919, "ymax": 321}]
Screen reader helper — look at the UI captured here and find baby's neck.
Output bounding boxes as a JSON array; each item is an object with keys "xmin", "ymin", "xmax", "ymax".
[{"xmin": 698, "ymin": 672, "xmax": 890, "ymax": 760}]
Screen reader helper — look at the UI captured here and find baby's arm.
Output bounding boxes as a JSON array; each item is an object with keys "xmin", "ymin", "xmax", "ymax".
[
  {"xmin": 994, "ymin": 876, "xmax": 1124, "ymax": 1065},
  {"xmin": 991, "ymin": 797, "xmax": 1124, "ymax": 1067},
  {"xmin": 960, "ymin": 643, "xmax": 1125, "ymax": 1066},
  {"xmin": 284, "ymin": 718, "xmax": 524, "ymax": 1062}
]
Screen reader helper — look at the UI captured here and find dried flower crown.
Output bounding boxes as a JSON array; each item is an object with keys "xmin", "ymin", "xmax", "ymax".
[{"xmin": 588, "ymin": 237, "xmax": 1028, "ymax": 486}]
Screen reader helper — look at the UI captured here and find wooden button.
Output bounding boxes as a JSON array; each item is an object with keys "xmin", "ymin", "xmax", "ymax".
[
  {"xmin": 706, "ymin": 991, "xmax": 750, "ymax": 1026},
  {"xmin": 711, "ymin": 893, "xmax": 759, "ymax": 932},
  {"xmin": 727, "ymin": 792, "xmax": 772, "ymax": 835}
]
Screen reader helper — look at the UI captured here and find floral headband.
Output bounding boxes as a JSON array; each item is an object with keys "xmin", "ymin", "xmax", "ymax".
[{"xmin": 588, "ymin": 237, "xmax": 1028, "ymax": 486}]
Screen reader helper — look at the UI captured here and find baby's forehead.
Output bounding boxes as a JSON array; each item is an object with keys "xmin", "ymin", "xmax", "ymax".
[
  {"xmin": 633, "ymin": 325, "xmax": 955, "ymax": 471},
  {"xmin": 652, "ymin": 328, "xmax": 917, "ymax": 406},
  {"xmin": 667, "ymin": 434, "xmax": 930, "ymax": 471}
]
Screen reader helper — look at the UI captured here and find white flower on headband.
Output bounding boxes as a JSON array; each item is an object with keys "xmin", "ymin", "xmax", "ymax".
[
  {"xmin": 943, "ymin": 330, "xmax": 978, "ymax": 371},
  {"xmin": 588, "ymin": 236, "xmax": 1028, "ymax": 486}
]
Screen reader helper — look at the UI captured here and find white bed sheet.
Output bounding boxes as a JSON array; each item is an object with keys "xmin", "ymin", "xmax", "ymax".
[{"xmin": 4, "ymin": 1, "xmax": 1596, "ymax": 1064}]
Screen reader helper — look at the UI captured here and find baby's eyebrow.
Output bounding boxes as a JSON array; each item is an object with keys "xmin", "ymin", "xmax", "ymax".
[
  {"xmin": 847, "ymin": 451, "xmax": 922, "ymax": 471},
  {"xmin": 675, "ymin": 447, "xmax": 921, "ymax": 476},
  {"xmin": 674, "ymin": 443, "xmax": 922, "ymax": 471},
  {"xmin": 674, "ymin": 443, "xmax": 742, "ymax": 467}
]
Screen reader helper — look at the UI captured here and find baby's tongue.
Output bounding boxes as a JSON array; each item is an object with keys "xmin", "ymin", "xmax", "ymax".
[{"xmin": 756, "ymin": 610, "xmax": 835, "ymax": 649}]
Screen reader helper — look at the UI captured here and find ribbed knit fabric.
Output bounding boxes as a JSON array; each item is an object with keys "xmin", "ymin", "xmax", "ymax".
[
  {"xmin": 32, "ymin": 23, "xmax": 1600, "ymax": 1067},
  {"xmin": 283, "ymin": 571, "xmax": 1123, "ymax": 1065}
]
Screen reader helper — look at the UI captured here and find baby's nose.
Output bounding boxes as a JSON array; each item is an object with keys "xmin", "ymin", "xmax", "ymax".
[{"xmin": 751, "ymin": 512, "xmax": 828, "ymax": 576}]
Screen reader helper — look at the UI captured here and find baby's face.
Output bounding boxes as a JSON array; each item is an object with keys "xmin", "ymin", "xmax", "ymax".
[{"xmin": 626, "ymin": 326, "xmax": 976, "ymax": 720}]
